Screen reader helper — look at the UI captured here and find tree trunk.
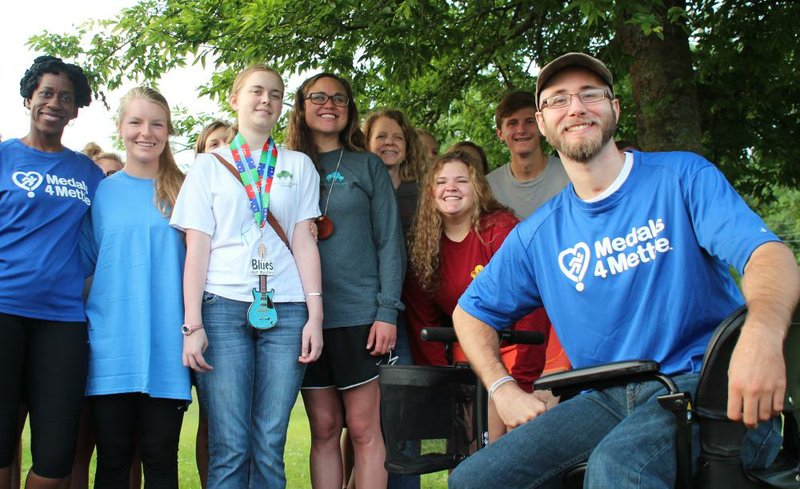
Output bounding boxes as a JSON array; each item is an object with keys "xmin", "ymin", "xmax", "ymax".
[{"xmin": 616, "ymin": 0, "xmax": 704, "ymax": 154}]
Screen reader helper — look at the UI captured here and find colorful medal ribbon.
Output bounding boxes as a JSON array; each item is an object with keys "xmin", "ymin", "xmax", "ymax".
[{"xmin": 229, "ymin": 133, "xmax": 278, "ymax": 228}]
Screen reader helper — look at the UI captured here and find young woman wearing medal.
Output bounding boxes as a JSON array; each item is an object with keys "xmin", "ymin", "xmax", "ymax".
[
  {"xmin": 404, "ymin": 150, "xmax": 558, "ymax": 442},
  {"xmin": 80, "ymin": 87, "xmax": 189, "ymax": 488},
  {"xmin": 171, "ymin": 65, "xmax": 323, "ymax": 488},
  {"xmin": 285, "ymin": 73, "xmax": 405, "ymax": 489},
  {"xmin": 0, "ymin": 56, "xmax": 103, "ymax": 489}
]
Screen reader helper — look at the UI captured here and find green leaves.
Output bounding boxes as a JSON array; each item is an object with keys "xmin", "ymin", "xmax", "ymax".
[{"xmin": 27, "ymin": 0, "xmax": 799, "ymax": 198}]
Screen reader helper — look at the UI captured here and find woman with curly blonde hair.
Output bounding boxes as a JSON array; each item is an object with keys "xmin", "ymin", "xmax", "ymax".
[
  {"xmin": 404, "ymin": 149, "xmax": 553, "ymax": 441},
  {"xmin": 408, "ymin": 150, "xmax": 503, "ymax": 291}
]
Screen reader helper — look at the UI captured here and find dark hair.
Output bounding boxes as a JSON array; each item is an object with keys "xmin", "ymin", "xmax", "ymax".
[
  {"xmin": 20, "ymin": 56, "xmax": 92, "ymax": 108},
  {"xmin": 284, "ymin": 73, "xmax": 365, "ymax": 167},
  {"xmin": 447, "ymin": 141, "xmax": 490, "ymax": 175},
  {"xmin": 494, "ymin": 90, "xmax": 536, "ymax": 129}
]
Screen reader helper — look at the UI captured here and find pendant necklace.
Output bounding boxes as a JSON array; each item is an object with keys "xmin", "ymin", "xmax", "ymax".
[{"xmin": 317, "ymin": 148, "xmax": 344, "ymax": 240}]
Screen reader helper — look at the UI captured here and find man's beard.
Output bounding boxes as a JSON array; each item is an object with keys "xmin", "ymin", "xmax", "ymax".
[{"xmin": 546, "ymin": 113, "xmax": 617, "ymax": 163}]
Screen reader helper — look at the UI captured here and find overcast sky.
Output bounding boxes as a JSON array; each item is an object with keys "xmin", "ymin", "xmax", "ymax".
[{"xmin": 0, "ymin": 0, "xmax": 223, "ymax": 166}]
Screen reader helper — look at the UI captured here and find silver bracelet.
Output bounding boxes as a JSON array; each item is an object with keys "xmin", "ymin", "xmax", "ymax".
[
  {"xmin": 305, "ymin": 292, "xmax": 322, "ymax": 298},
  {"xmin": 488, "ymin": 375, "xmax": 517, "ymax": 400}
]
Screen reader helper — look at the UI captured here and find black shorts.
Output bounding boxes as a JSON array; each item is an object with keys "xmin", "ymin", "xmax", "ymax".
[{"xmin": 301, "ymin": 324, "xmax": 393, "ymax": 390}]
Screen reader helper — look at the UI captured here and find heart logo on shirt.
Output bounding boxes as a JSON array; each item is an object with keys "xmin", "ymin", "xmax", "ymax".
[
  {"xmin": 558, "ymin": 242, "xmax": 590, "ymax": 292},
  {"xmin": 12, "ymin": 171, "xmax": 44, "ymax": 198}
]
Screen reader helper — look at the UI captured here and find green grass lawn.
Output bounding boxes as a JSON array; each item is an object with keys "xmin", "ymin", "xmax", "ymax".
[{"xmin": 20, "ymin": 395, "xmax": 449, "ymax": 488}]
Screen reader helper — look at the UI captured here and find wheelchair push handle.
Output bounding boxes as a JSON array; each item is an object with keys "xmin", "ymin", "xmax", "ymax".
[
  {"xmin": 499, "ymin": 329, "xmax": 545, "ymax": 345},
  {"xmin": 420, "ymin": 327, "xmax": 457, "ymax": 343},
  {"xmin": 420, "ymin": 327, "xmax": 544, "ymax": 345}
]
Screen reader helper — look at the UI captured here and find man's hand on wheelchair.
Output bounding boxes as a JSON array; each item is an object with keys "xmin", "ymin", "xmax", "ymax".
[
  {"xmin": 727, "ymin": 323, "xmax": 786, "ymax": 429},
  {"xmin": 493, "ymin": 383, "xmax": 551, "ymax": 430},
  {"xmin": 532, "ymin": 389, "xmax": 560, "ymax": 410}
]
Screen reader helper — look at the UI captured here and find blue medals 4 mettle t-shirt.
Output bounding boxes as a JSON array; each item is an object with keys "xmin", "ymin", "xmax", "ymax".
[
  {"xmin": 459, "ymin": 151, "xmax": 779, "ymax": 375},
  {"xmin": 0, "ymin": 139, "xmax": 103, "ymax": 321}
]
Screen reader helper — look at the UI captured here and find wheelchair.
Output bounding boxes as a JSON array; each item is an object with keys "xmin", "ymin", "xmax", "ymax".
[
  {"xmin": 533, "ymin": 306, "xmax": 800, "ymax": 488},
  {"xmin": 380, "ymin": 306, "xmax": 799, "ymax": 487}
]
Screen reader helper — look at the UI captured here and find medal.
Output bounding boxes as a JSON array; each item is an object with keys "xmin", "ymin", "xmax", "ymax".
[
  {"xmin": 230, "ymin": 134, "xmax": 279, "ymax": 330},
  {"xmin": 318, "ymin": 148, "xmax": 344, "ymax": 241},
  {"xmin": 247, "ymin": 238, "xmax": 278, "ymax": 330}
]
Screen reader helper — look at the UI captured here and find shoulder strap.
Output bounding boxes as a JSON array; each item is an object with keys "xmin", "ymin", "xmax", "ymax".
[{"xmin": 211, "ymin": 153, "xmax": 291, "ymax": 250}]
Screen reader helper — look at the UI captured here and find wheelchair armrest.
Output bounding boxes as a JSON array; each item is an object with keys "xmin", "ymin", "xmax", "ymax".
[
  {"xmin": 420, "ymin": 327, "xmax": 544, "ymax": 345},
  {"xmin": 694, "ymin": 306, "xmax": 746, "ymax": 419},
  {"xmin": 533, "ymin": 360, "xmax": 662, "ymax": 397}
]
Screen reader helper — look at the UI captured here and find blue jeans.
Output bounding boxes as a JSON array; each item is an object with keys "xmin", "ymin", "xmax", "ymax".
[
  {"xmin": 449, "ymin": 373, "xmax": 782, "ymax": 489},
  {"xmin": 450, "ymin": 373, "xmax": 702, "ymax": 489},
  {"xmin": 196, "ymin": 294, "xmax": 307, "ymax": 489},
  {"xmin": 391, "ymin": 314, "xmax": 414, "ymax": 368}
]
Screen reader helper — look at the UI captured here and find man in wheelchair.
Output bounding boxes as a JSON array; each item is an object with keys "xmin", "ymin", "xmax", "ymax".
[{"xmin": 449, "ymin": 52, "xmax": 800, "ymax": 488}]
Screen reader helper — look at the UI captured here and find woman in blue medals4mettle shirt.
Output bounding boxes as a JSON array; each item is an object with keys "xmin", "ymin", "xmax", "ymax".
[{"xmin": 0, "ymin": 56, "xmax": 103, "ymax": 489}]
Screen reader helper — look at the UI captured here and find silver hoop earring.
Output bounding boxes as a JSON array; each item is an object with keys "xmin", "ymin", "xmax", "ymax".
[{"xmin": 68, "ymin": 119, "xmax": 76, "ymax": 127}]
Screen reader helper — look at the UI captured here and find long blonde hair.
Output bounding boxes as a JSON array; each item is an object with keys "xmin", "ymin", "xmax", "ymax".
[
  {"xmin": 363, "ymin": 109, "xmax": 421, "ymax": 183},
  {"xmin": 117, "ymin": 87, "xmax": 184, "ymax": 217},
  {"xmin": 409, "ymin": 150, "xmax": 507, "ymax": 292}
]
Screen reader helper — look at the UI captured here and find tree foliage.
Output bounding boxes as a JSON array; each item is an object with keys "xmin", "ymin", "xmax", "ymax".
[
  {"xmin": 29, "ymin": 0, "xmax": 799, "ymax": 195},
  {"xmin": 692, "ymin": 0, "xmax": 800, "ymax": 198}
]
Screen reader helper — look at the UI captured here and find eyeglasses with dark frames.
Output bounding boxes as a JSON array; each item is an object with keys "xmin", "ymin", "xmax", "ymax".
[{"xmin": 305, "ymin": 92, "xmax": 349, "ymax": 107}]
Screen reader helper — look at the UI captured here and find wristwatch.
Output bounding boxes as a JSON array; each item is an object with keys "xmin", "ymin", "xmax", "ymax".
[{"xmin": 181, "ymin": 323, "xmax": 204, "ymax": 336}]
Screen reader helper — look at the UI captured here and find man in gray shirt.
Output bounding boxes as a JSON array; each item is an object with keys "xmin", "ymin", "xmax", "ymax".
[{"xmin": 487, "ymin": 90, "xmax": 570, "ymax": 219}]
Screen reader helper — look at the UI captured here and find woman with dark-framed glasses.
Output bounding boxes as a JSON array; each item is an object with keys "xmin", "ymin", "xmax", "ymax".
[{"xmin": 286, "ymin": 73, "xmax": 405, "ymax": 489}]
